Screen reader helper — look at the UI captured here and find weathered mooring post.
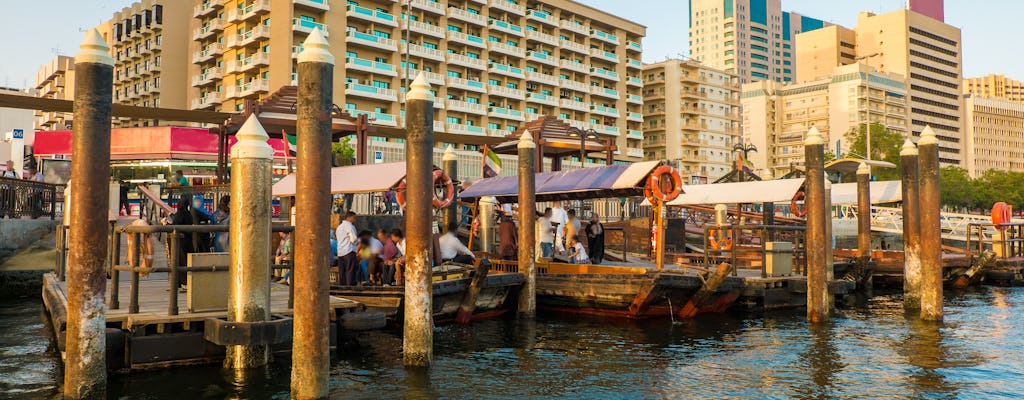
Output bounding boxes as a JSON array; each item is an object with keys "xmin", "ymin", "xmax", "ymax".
[
  {"xmin": 479, "ymin": 196, "xmax": 497, "ymax": 253},
  {"xmin": 804, "ymin": 126, "xmax": 830, "ymax": 322},
  {"xmin": 64, "ymin": 29, "xmax": 113, "ymax": 400},
  {"xmin": 442, "ymin": 145, "xmax": 458, "ymax": 233},
  {"xmin": 291, "ymin": 28, "xmax": 333, "ymax": 399},
  {"xmin": 517, "ymin": 131, "xmax": 537, "ymax": 317},
  {"xmin": 900, "ymin": 139, "xmax": 922, "ymax": 310},
  {"xmin": 403, "ymin": 73, "xmax": 436, "ymax": 367},
  {"xmin": 225, "ymin": 115, "xmax": 273, "ymax": 369},
  {"xmin": 762, "ymin": 169, "xmax": 775, "ymax": 242},
  {"xmin": 918, "ymin": 126, "xmax": 943, "ymax": 321},
  {"xmin": 857, "ymin": 162, "xmax": 872, "ymax": 260}
]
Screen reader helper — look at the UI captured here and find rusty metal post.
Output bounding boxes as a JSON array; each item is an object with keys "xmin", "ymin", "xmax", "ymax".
[
  {"xmin": 857, "ymin": 162, "xmax": 872, "ymax": 259},
  {"xmin": 225, "ymin": 115, "xmax": 274, "ymax": 369},
  {"xmin": 291, "ymin": 28, "xmax": 334, "ymax": 399},
  {"xmin": 918, "ymin": 127, "xmax": 943, "ymax": 321},
  {"xmin": 900, "ymin": 139, "xmax": 921, "ymax": 309},
  {"xmin": 655, "ymin": 201, "xmax": 666, "ymax": 270},
  {"xmin": 403, "ymin": 73, "xmax": 436, "ymax": 367},
  {"xmin": 64, "ymin": 29, "xmax": 113, "ymax": 400},
  {"xmin": 804, "ymin": 127, "xmax": 830, "ymax": 322},
  {"xmin": 517, "ymin": 130, "xmax": 537, "ymax": 317},
  {"xmin": 442, "ymin": 145, "xmax": 458, "ymax": 232}
]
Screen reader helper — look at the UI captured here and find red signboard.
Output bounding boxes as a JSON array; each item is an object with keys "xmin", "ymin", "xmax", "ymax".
[{"xmin": 33, "ymin": 127, "xmax": 290, "ymax": 161}]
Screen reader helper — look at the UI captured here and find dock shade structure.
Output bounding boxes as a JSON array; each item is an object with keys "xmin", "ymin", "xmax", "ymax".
[
  {"xmin": 272, "ymin": 162, "xmax": 409, "ymax": 196},
  {"xmin": 458, "ymin": 161, "xmax": 663, "ymax": 203},
  {"xmin": 829, "ymin": 181, "xmax": 902, "ymax": 205},
  {"xmin": 651, "ymin": 179, "xmax": 902, "ymax": 207}
]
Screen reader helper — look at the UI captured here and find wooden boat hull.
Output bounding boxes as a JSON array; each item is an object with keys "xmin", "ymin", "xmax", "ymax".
[{"xmin": 330, "ymin": 273, "xmax": 523, "ymax": 323}]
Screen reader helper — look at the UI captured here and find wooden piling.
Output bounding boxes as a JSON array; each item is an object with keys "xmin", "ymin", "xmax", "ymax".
[
  {"xmin": 455, "ymin": 260, "xmax": 490, "ymax": 324},
  {"xmin": 900, "ymin": 139, "xmax": 922, "ymax": 310},
  {"xmin": 857, "ymin": 162, "xmax": 872, "ymax": 260},
  {"xmin": 403, "ymin": 73, "xmax": 436, "ymax": 367},
  {"xmin": 442, "ymin": 146, "xmax": 458, "ymax": 234},
  {"xmin": 804, "ymin": 127, "xmax": 830, "ymax": 322},
  {"xmin": 517, "ymin": 131, "xmax": 537, "ymax": 317},
  {"xmin": 918, "ymin": 127, "xmax": 943, "ymax": 321},
  {"xmin": 291, "ymin": 28, "xmax": 334, "ymax": 399},
  {"xmin": 64, "ymin": 29, "xmax": 113, "ymax": 400}
]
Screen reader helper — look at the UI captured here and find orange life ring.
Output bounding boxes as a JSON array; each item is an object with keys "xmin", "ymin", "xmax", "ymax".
[
  {"xmin": 395, "ymin": 179, "xmax": 408, "ymax": 209},
  {"xmin": 992, "ymin": 202, "xmax": 1012, "ymax": 229},
  {"xmin": 647, "ymin": 165, "xmax": 683, "ymax": 202},
  {"xmin": 708, "ymin": 228, "xmax": 734, "ymax": 251},
  {"xmin": 791, "ymin": 191, "xmax": 807, "ymax": 218},
  {"xmin": 431, "ymin": 169, "xmax": 455, "ymax": 209},
  {"xmin": 126, "ymin": 219, "xmax": 155, "ymax": 276},
  {"xmin": 644, "ymin": 185, "xmax": 657, "ymax": 204}
]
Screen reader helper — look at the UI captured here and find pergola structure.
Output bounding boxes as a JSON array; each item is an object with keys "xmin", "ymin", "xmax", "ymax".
[{"xmin": 491, "ymin": 116, "xmax": 616, "ymax": 173}]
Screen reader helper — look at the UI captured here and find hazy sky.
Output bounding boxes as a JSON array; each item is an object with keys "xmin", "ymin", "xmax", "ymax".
[{"xmin": 0, "ymin": 0, "xmax": 1019, "ymax": 89}]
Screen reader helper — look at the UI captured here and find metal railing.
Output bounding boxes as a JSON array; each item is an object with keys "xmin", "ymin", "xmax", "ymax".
[
  {"xmin": 965, "ymin": 222, "xmax": 1024, "ymax": 259},
  {"xmin": 702, "ymin": 224, "xmax": 807, "ymax": 277},
  {"xmin": 0, "ymin": 177, "xmax": 62, "ymax": 220}
]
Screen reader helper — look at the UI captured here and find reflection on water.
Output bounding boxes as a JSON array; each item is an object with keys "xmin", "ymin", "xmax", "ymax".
[{"xmin": 5, "ymin": 288, "xmax": 1024, "ymax": 399}]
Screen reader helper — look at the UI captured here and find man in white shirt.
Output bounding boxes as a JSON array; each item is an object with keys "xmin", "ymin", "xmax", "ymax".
[
  {"xmin": 438, "ymin": 222, "xmax": 475, "ymax": 264},
  {"xmin": 550, "ymin": 201, "xmax": 568, "ymax": 252},
  {"xmin": 335, "ymin": 211, "xmax": 360, "ymax": 285},
  {"xmin": 537, "ymin": 208, "xmax": 555, "ymax": 258}
]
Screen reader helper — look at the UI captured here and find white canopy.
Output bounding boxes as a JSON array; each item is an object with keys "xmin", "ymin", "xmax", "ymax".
[
  {"xmin": 272, "ymin": 162, "xmax": 408, "ymax": 197},
  {"xmin": 663, "ymin": 179, "xmax": 806, "ymax": 206},
  {"xmin": 829, "ymin": 180, "xmax": 902, "ymax": 205}
]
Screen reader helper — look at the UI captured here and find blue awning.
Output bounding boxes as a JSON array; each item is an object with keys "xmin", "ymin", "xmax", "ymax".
[{"xmin": 459, "ymin": 161, "xmax": 662, "ymax": 202}]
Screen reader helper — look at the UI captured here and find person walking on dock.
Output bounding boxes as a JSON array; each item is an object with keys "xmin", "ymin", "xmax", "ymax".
[
  {"xmin": 170, "ymin": 196, "xmax": 194, "ymax": 290},
  {"xmin": 213, "ymin": 195, "xmax": 230, "ymax": 252},
  {"xmin": 335, "ymin": 211, "xmax": 360, "ymax": 286},
  {"xmin": 537, "ymin": 208, "xmax": 555, "ymax": 259},
  {"xmin": 586, "ymin": 214, "xmax": 606, "ymax": 264},
  {"xmin": 1, "ymin": 160, "xmax": 16, "ymax": 219}
]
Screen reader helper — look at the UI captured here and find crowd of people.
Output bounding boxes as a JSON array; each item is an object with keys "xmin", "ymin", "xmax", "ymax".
[{"xmin": 496, "ymin": 200, "xmax": 605, "ymax": 264}]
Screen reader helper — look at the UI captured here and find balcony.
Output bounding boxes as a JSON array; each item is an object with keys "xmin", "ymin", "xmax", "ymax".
[
  {"xmin": 227, "ymin": 0, "xmax": 271, "ymax": 23},
  {"xmin": 526, "ymin": 71, "xmax": 558, "ymax": 86},
  {"xmin": 559, "ymin": 19, "xmax": 588, "ymax": 35},
  {"xmin": 627, "ymin": 111, "xmax": 643, "ymax": 122},
  {"xmin": 590, "ymin": 48, "xmax": 618, "ymax": 63},
  {"xmin": 351, "ymin": 110, "xmax": 398, "ymax": 127},
  {"xmin": 445, "ymin": 52, "xmax": 486, "ymax": 70},
  {"xmin": 399, "ymin": 69, "xmax": 445, "ymax": 85},
  {"xmin": 191, "ymin": 69, "xmax": 223, "ymax": 87},
  {"xmin": 489, "ymin": 0, "xmax": 525, "ymax": 15},
  {"xmin": 487, "ymin": 41, "xmax": 524, "ymax": 57},
  {"xmin": 589, "ymin": 86, "xmax": 618, "ymax": 100},
  {"xmin": 345, "ymin": 57, "xmax": 397, "ymax": 76},
  {"xmin": 559, "ymin": 59, "xmax": 588, "ymax": 74},
  {"xmin": 447, "ymin": 100, "xmax": 486, "ymax": 115},
  {"xmin": 627, "ymin": 129, "xmax": 643, "ymax": 140},
  {"xmin": 590, "ymin": 29, "xmax": 620, "ymax": 45},
  {"xmin": 525, "ymin": 92, "xmax": 558, "ymax": 106},
  {"xmin": 224, "ymin": 85, "xmax": 241, "ymax": 99},
  {"xmin": 402, "ymin": 19, "xmax": 445, "ymax": 38},
  {"xmin": 627, "ymin": 76, "xmax": 643, "ymax": 87},
  {"xmin": 238, "ymin": 25, "xmax": 272, "ymax": 47},
  {"xmin": 193, "ymin": 20, "xmax": 224, "ymax": 41},
  {"xmin": 488, "ymin": 107, "xmax": 525, "ymax": 121},
  {"xmin": 401, "ymin": 42, "xmax": 445, "ymax": 62},
  {"xmin": 559, "ymin": 99, "xmax": 588, "ymax": 112},
  {"xmin": 240, "ymin": 79, "xmax": 270, "ymax": 97},
  {"xmin": 488, "ymin": 19, "xmax": 523, "ymax": 36},
  {"xmin": 191, "ymin": 93, "xmax": 223, "ymax": 109},
  {"xmin": 488, "ymin": 63, "xmax": 524, "ymax": 79},
  {"xmin": 559, "ymin": 79, "xmax": 588, "ymax": 92},
  {"xmin": 194, "ymin": 0, "xmax": 224, "ymax": 18},
  {"xmin": 447, "ymin": 7, "xmax": 486, "ymax": 26},
  {"xmin": 292, "ymin": 19, "xmax": 329, "ymax": 36},
  {"xmin": 447, "ymin": 30, "xmax": 486, "ymax": 48},
  {"xmin": 445, "ymin": 76, "xmax": 486, "ymax": 92},
  {"xmin": 627, "ymin": 58, "xmax": 642, "ymax": 70},
  {"xmin": 191, "ymin": 44, "xmax": 223, "ymax": 64},
  {"xmin": 627, "ymin": 94, "xmax": 642, "ymax": 105},
  {"xmin": 399, "ymin": 92, "xmax": 444, "ymax": 109},
  {"xmin": 591, "ymin": 67, "xmax": 619, "ymax": 82},
  {"xmin": 559, "ymin": 39, "xmax": 588, "ymax": 55},
  {"xmin": 526, "ymin": 9, "xmax": 556, "ymax": 26},
  {"xmin": 526, "ymin": 51, "xmax": 557, "ymax": 66},
  {"xmin": 595, "ymin": 125, "xmax": 620, "ymax": 136},
  {"xmin": 294, "ymin": 0, "xmax": 329, "ymax": 12},
  {"xmin": 590, "ymin": 105, "xmax": 618, "ymax": 118},
  {"xmin": 227, "ymin": 52, "xmax": 270, "ymax": 74},
  {"xmin": 525, "ymin": 30, "xmax": 558, "ymax": 46},
  {"xmin": 627, "ymin": 40, "xmax": 642, "ymax": 52},
  {"xmin": 626, "ymin": 147, "xmax": 644, "ymax": 158},
  {"xmin": 410, "ymin": 0, "xmax": 445, "ymax": 15},
  {"xmin": 446, "ymin": 123, "xmax": 486, "ymax": 136},
  {"xmin": 345, "ymin": 30, "xmax": 396, "ymax": 51},
  {"xmin": 487, "ymin": 85, "xmax": 525, "ymax": 100},
  {"xmin": 345, "ymin": 82, "xmax": 398, "ymax": 101},
  {"xmin": 346, "ymin": 5, "xmax": 398, "ymax": 27}
]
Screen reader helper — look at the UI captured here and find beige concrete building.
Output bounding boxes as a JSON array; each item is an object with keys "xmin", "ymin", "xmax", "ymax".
[
  {"xmin": 642, "ymin": 59, "xmax": 739, "ymax": 182},
  {"xmin": 964, "ymin": 74, "xmax": 1024, "ymax": 103},
  {"xmin": 189, "ymin": 0, "xmax": 647, "ymax": 161},
  {"xmin": 33, "ymin": 56, "xmax": 76, "ymax": 131},
  {"xmin": 94, "ymin": 0, "xmax": 192, "ymax": 127},
  {"xmin": 963, "ymin": 95, "xmax": 1024, "ymax": 177},
  {"xmin": 741, "ymin": 63, "xmax": 910, "ymax": 176},
  {"xmin": 688, "ymin": 0, "xmax": 830, "ymax": 84},
  {"xmin": 794, "ymin": 9, "xmax": 964, "ymax": 166}
]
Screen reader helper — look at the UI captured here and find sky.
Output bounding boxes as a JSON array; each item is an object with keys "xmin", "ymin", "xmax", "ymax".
[{"xmin": 0, "ymin": 0, "xmax": 1020, "ymax": 89}]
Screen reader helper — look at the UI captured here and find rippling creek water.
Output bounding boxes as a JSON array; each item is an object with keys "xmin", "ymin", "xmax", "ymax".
[{"xmin": 3, "ymin": 287, "xmax": 1024, "ymax": 399}]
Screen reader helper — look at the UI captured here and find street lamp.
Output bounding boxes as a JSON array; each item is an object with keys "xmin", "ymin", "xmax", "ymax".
[
  {"xmin": 732, "ymin": 141, "xmax": 757, "ymax": 182},
  {"xmin": 567, "ymin": 126, "xmax": 599, "ymax": 167}
]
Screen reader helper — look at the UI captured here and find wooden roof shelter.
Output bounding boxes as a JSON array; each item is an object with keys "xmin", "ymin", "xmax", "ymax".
[{"xmin": 491, "ymin": 116, "xmax": 617, "ymax": 172}]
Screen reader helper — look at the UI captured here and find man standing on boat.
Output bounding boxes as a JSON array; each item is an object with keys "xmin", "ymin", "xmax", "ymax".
[
  {"xmin": 565, "ymin": 209, "xmax": 581, "ymax": 244},
  {"xmin": 586, "ymin": 214, "xmax": 605, "ymax": 264},
  {"xmin": 498, "ymin": 214, "xmax": 518, "ymax": 260},
  {"xmin": 537, "ymin": 208, "xmax": 555, "ymax": 259},
  {"xmin": 439, "ymin": 222, "xmax": 475, "ymax": 264},
  {"xmin": 551, "ymin": 201, "xmax": 568, "ymax": 253},
  {"xmin": 336, "ymin": 211, "xmax": 360, "ymax": 285}
]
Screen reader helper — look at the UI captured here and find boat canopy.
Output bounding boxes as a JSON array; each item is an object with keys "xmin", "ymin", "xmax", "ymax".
[
  {"xmin": 458, "ymin": 161, "xmax": 663, "ymax": 203},
  {"xmin": 829, "ymin": 181, "xmax": 902, "ymax": 205},
  {"xmin": 663, "ymin": 179, "xmax": 806, "ymax": 206},
  {"xmin": 272, "ymin": 162, "xmax": 409, "ymax": 197}
]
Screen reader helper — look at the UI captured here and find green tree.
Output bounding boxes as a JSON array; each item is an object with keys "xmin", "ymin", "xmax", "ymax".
[
  {"xmin": 939, "ymin": 166, "xmax": 977, "ymax": 210},
  {"xmin": 843, "ymin": 122, "xmax": 904, "ymax": 181},
  {"xmin": 332, "ymin": 136, "xmax": 356, "ymax": 167}
]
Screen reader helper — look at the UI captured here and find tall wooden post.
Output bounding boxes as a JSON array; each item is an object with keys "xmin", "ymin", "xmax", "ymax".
[
  {"xmin": 64, "ymin": 29, "xmax": 113, "ymax": 400},
  {"xmin": 403, "ymin": 73, "xmax": 436, "ymax": 367},
  {"xmin": 517, "ymin": 130, "xmax": 537, "ymax": 317},
  {"xmin": 655, "ymin": 202, "xmax": 666, "ymax": 270},
  {"xmin": 918, "ymin": 127, "xmax": 943, "ymax": 321},
  {"xmin": 225, "ymin": 115, "xmax": 273, "ymax": 369},
  {"xmin": 291, "ymin": 28, "xmax": 334, "ymax": 399},
  {"xmin": 804, "ymin": 126, "xmax": 830, "ymax": 322},
  {"xmin": 900, "ymin": 139, "xmax": 922, "ymax": 309},
  {"xmin": 857, "ymin": 162, "xmax": 872, "ymax": 259}
]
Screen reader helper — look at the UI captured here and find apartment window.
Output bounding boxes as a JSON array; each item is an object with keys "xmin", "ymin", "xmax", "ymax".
[
  {"xmin": 447, "ymin": 25, "xmax": 462, "ymax": 32},
  {"xmin": 446, "ymin": 116, "xmax": 462, "ymax": 124},
  {"xmin": 373, "ymin": 80, "xmax": 390, "ymax": 89},
  {"xmin": 373, "ymin": 30, "xmax": 390, "ymax": 39}
]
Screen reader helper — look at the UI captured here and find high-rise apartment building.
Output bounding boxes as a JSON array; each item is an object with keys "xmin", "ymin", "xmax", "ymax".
[
  {"xmin": 189, "ymin": 0, "xmax": 647, "ymax": 161},
  {"xmin": 963, "ymin": 95, "xmax": 1024, "ymax": 177},
  {"xmin": 794, "ymin": 8, "xmax": 964, "ymax": 166},
  {"xmin": 741, "ymin": 63, "xmax": 910, "ymax": 176},
  {"xmin": 642, "ymin": 59, "xmax": 740, "ymax": 182},
  {"xmin": 94, "ymin": 0, "xmax": 192, "ymax": 127},
  {"xmin": 33, "ymin": 56, "xmax": 76, "ymax": 131},
  {"xmin": 964, "ymin": 74, "xmax": 1024, "ymax": 103},
  {"xmin": 688, "ymin": 0, "xmax": 829, "ymax": 83}
]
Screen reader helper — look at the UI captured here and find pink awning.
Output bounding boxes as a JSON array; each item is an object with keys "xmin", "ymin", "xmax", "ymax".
[{"xmin": 33, "ymin": 127, "xmax": 290, "ymax": 161}]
